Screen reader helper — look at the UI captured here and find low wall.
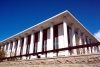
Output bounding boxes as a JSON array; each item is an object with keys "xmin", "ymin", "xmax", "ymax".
[{"xmin": 0, "ymin": 53, "xmax": 100, "ymax": 67}]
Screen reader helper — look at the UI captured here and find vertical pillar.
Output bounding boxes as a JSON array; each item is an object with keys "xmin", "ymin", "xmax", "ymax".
[
  {"xmin": 83, "ymin": 33, "xmax": 87, "ymax": 54},
  {"xmin": 77, "ymin": 29, "xmax": 82, "ymax": 54},
  {"xmin": 94, "ymin": 41, "xmax": 97, "ymax": 53},
  {"xmin": 37, "ymin": 27, "xmax": 45, "ymax": 58},
  {"xmin": 91, "ymin": 40, "xmax": 95, "ymax": 53},
  {"xmin": 5, "ymin": 43, "xmax": 8, "ymax": 57},
  {"xmin": 77, "ymin": 29, "xmax": 82, "ymax": 45},
  {"xmin": 71, "ymin": 23, "xmax": 77, "ymax": 55},
  {"xmin": 58, "ymin": 17, "xmax": 69, "ymax": 56},
  {"xmin": 7, "ymin": 42, "xmax": 11, "ymax": 57},
  {"xmin": 87, "ymin": 37, "xmax": 91, "ymax": 53},
  {"xmin": 63, "ymin": 17, "xmax": 69, "ymax": 56},
  {"xmin": 16, "ymin": 37, "xmax": 21, "ymax": 56},
  {"xmin": 47, "ymin": 23, "xmax": 55, "ymax": 57},
  {"xmin": 37, "ymin": 27, "xmax": 43, "ymax": 52},
  {"xmin": 4, "ymin": 44, "xmax": 6, "ymax": 52},
  {"xmin": 11, "ymin": 39, "xmax": 16, "ymax": 56},
  {"xmin": 22, "ymin": 34, "xmax": 28, "ymax": 60},
  {"xmin": 29, "ymin": 30, "xmax": 35, "ymax": 59}
]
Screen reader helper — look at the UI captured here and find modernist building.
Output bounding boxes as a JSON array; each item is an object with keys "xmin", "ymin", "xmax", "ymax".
[{"xmin": 0, "ymin": 10, "xmax": 99, "ymax": 60}]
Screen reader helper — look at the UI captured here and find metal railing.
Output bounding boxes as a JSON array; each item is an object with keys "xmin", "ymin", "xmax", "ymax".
[{"xmin": 0, "ymin": 42, "xmax": 100, "ymax": 61}]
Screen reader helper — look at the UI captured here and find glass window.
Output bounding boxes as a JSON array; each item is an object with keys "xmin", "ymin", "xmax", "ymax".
[{"xmin": 55, "ymin": 41, "xmax": 58, "ymax": 46}]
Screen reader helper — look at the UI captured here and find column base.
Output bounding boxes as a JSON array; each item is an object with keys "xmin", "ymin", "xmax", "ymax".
[
  {"xmin": 94, "ymin": 46, "xmax": 97, "ymax": 53},
  {"xmin": 84, "ymin": 47, "xmax": 88, "ymax": 54},
  {"xmin": 30, "ymin": 55, "xmax": 37, "ymax": 59},
  {"xmin": 92, "ymin": 47, "xmax": 95, "ymax": 53},
  {"xmin": 58, "ymin": 50, "xmax": 69, "ymax": 56},
  {"xmin": 47, "ymin": 52, "xmax": 56, "ymax": 57},
  {"xmin": 72, "ymin": 49, "xmax": 77, "ymax": 55},
  {"xmin": 3, "ymin": 59, "xmax": 7, "ymax": 62},
  {"xmin": 7, "ymin": 51, "xmax": 10, "ymax": 57},
  {"xmin": 88, "ymin": 47, "xmax": 91, "ymax": 54},
  {"xmin": 26, "ymin": 56, "xmax": 30, "ymax": 60},
  {"xmin": 22, "ymin": 56, "xmax": 26, "ymax": 60},
  {"xmin": 40, "ymin": 54, "xmax": 46, "ymax": 58}
]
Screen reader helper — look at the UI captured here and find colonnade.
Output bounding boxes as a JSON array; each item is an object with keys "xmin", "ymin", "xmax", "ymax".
[{"xmin": 0, "ymin": 17, "xmax": 98, "ymax": 60}]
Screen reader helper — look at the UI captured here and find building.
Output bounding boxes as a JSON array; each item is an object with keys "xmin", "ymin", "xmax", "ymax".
[{"xmin": 0, "ymin": 10, "xmax": 99, "ymax": 60}]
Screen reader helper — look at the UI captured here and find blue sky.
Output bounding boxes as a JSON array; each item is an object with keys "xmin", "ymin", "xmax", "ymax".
[{"xmin": 0, "ymin": 0, "xmax": 100, "ymax": 41}]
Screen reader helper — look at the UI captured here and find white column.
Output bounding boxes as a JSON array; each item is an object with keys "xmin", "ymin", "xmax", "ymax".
[
  {"xmin": 22, "ymin": 34, "xmax": 28, "ymax": 60},
  {"xmin": 71, "ymin": 23, "xmax": 77, "ymax": 55},
  {"xmin": 77, "ymin": 29, "xmax": 82, "ymax": 45},
  {"xmin": 91, "ymin": 40, "xmax": 95, "ymax": 53},
  {"xmin": 69, "ymin": 29, "xmax": 72, "ymax": 46},
  {"xmin": 91, "ymin": 40, "xmax": 93, "ymax": 43},
  {"xmin": 11, "ymin": 39, "xmax": 16, "ymax": 56},
  {"xmin": 63, "ymin": 17, "xmax": 69, "ymax": 56},
  {"xmin": 77, "ymin": 29, "xmax": 82, "ymax": 54},
  {"xmin": 4, "ymin": 44, "xmax": 6, "ymax": 52},
  {"xmin": 5, "ymin": 43, "xmax": 8, "ymax": 57},
  {"xmin": 87, "ymin": 37, "xmax": 91, "ymax": 53},
  {"xmin": 29, "ymin": 30, "xmax": 36, "ymax": 59},
  {"xmin": 7, "ymin": 42, "xmax": 11, "ymax": 57},
  {"xmin": 87, "ymin": 37, "xmax": 90, "ymax": 44},
  {"xmin": 47, "ymin": 23, "xmax": 56, "ymax": 57},
  {"xmin": 90, "ymin": 40, "xmax": 93, "ymax": 53},
  {"xmin": 37, "ymin": 27, "xmax": 43, "ymax": 52},
  {"xmin": 58, "ymin": 17, "xmax": 69, "ymax": 56},
  {"xmin": 16, "ymin": 37, "xmax": 21, "ymax": 56},
  {"xmin": 37, "ymin": 27, "xmax": 45, "ymax": 58},
  {"xmin": 83, "ymin": 34, "xmax": 87, "ymax": 44},
  {"xmin": 83, "ymin": 33, "xmax": 87, "ymax": 54}
]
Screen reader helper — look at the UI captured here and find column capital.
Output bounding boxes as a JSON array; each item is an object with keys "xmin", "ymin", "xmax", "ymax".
[
  {"xmin": 70, "ymin": 23, "xmax": 74, "ymax": 26},
  {"xmin": 18, "ymin": 36, "xmax": 21, "ymax": 40},
  {"xmin": 40, "ymin": 27, "xmax": 43, "ymax": 31},
  {"xmin": 31, "ymin": 30, "xmax": 34, "ymax": 33},
  {"xmin": 8, "ymin": 41, "xmax": 12, "ymax": 44},
  {"xmin": 24, "ymin": 33, "xmax": 28, "ymax": 37},
  {"xmin": 63, "ymin": 17, "xmax": 67, "ymax": 22},
  {"xmin": 63, "ymin": 16, "xmax": 66, "ymax": 19},
  {"xmin": 4, "ymin": 42, "xmax": 8, "ymax": 45},
  {"xmin": 77, "ymin": 28, "xmax": 82, "ymax": 45},
  {"xmin": 50, "ymin": 22, "xmax": 53, "ymax": 26},
  {"xmin": 77, "ymin": 28, "xmax": 80, "ymax": 31}
]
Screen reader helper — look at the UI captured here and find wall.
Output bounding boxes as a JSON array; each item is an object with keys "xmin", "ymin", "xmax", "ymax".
[{"xmin": 0, "ymin": 53, "xmax": 100, "ymax": 67}]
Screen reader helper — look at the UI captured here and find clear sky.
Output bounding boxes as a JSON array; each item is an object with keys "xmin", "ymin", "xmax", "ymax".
[{"xmin": 0, "ymin": 0, "xmax": 100, "ymax": 41}]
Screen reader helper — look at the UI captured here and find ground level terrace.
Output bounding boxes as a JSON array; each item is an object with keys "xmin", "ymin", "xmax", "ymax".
[{"xmin": 0, "ymin": 10, "xmax": 99, "ymax": 61}]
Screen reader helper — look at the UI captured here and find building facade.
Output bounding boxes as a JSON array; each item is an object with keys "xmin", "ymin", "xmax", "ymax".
[{"xmin": 0, "ymin": 10, "xmax": 99, "ymax": 60}]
